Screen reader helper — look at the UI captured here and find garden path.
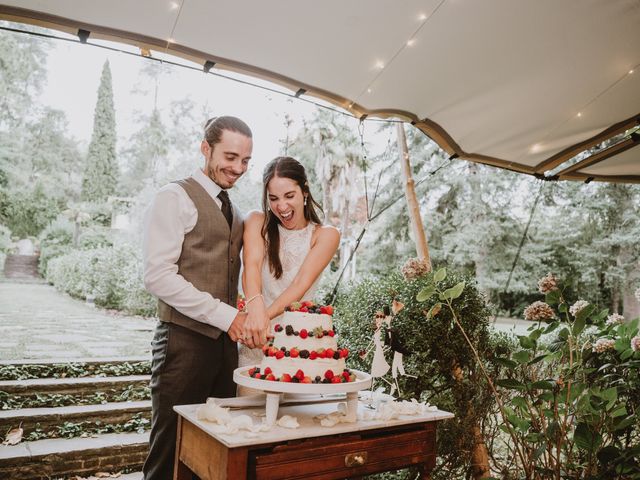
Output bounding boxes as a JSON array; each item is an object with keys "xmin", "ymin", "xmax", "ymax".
[{"xmin": 0, "ymin": 280, "xmax": 154, "ymax": 361}]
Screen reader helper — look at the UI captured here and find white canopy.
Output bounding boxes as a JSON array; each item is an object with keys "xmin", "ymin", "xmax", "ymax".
[{"xmin": 1, "ymin": 1, "xmax": 639, "ymax": 182}]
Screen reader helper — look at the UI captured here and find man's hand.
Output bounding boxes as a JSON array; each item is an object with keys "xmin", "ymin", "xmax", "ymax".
[{"xmin": 228, "ymin": 311, "xmax": 247, "ymax": 343}]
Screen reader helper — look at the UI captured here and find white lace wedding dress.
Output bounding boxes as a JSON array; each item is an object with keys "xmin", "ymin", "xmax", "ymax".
[{"xmin": 237, "ymin": 222, "xmax": 321, "ymax": 395}]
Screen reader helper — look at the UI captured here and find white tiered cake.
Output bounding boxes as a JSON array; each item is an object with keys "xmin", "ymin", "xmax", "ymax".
[{"xmin": 248, "ymin": 302, "xmax": 354, "ymax": 384}]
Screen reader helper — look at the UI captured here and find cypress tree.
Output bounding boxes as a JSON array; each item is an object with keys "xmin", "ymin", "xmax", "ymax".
[{"xmin": 82, "ymin": 60, "xmax": 118, "ymax": 201}]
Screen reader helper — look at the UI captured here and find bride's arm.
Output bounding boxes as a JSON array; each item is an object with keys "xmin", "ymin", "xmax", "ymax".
[
  {"xmin": 267, "ymin": 225, "xmax": 340, "ymax": 319},
  {"xmin": 241, "ymin": 211, "xmax": 270, "ymax": 348}
]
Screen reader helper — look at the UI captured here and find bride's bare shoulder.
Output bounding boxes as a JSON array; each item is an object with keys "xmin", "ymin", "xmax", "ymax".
[
  {"xmin": 314, "ymin": 224, "xmax": 340, "ymax": 242},
  {"xmin": 244, "ymin": 210, "xmax": 265, "ymax": 226}
]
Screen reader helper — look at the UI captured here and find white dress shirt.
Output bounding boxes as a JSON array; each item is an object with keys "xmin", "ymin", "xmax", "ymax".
[{"xmin": 143, "ymin": 168, "xmax": 237, "ymax": 331}]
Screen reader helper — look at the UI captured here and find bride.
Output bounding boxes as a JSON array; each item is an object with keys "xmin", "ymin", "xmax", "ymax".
[{"xmin": 237, "ymin": 156, "xmax": 340, "ymax": 391}]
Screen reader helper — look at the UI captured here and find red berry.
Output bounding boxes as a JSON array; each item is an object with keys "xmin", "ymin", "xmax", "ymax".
[
  {"xmin": 342, "ymin": 371, "xmax": 350, "ymax": 380},
  {"xmin": 280, "ymin": 373, "xmax": 292, "ymax": 382},
  {"xmin": 290, "ymin": 348, "xmax": 300, "ymax": 358},
  {"xmin": 340, "ymin": 348, "xmax": 349, "ymax": 359},
  {"xmin": 331, "ymin": 376, "xmax": 342, "ymax": 384},
  {"xmin": 275, "ymin": 350, "xmax": 285, "ymax": 359},
  {"xmin": 248, "ymin": 367, "xmax": 256, "ymax": 376},
  {"xmin": 300, "ymin": 306, "xmax": 309, "ymax": 313},
  {"xmin": 325, "ymin": 305, "xmax": 334, "ymax": 315},
  {"xmin": 302, "ymin": 300, "xmax": 314, "ymax": 308},
  {"xmin": 328, "ymin": 330, "xmax": 335, "ymax": 337},
  {"xmin": 301, "ymin": 376, "xmax": 312, "ymax": 384},
  {"xmin": 325, "ymin": 348, "xmax": 335, "ymax": 359},
  {"xmin": 295, "ymin": 369, "xmax": 305, "ymax": 380},
  {"xmin": 266, "ymin": 374, "xmax": 276, "ymax": 381},
  {"xmin": 324, "ymin": 370, "xmax": 334, "ymax": 380},
  {"xmin": 299, "ymin": 329, "xmax": 308, "ymax": 339},
  {"xmin": 309, "ymin": 351, "xmax": 318, "ymax": 360},
  {"xmin": 319, "ymin": 306, "xmax": 327, "ymax": 314},
  {"xmin": 264, "ymin": 367, "xmax": 272, "ymax": 375}
]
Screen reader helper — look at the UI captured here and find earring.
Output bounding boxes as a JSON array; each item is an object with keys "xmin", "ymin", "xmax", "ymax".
[{"xmin": 304, "ymin": 197, "xmax": 307, "ymax": 206}]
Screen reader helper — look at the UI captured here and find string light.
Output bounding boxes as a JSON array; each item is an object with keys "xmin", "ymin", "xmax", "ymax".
[
  {"xmin": 576, "ymin": 112, "xmax": 582, "ymax": 117},
  {"xmin": 367, "ymin": 88, "xmax": 372, "ymax": 93},
  {"xmin": 418, "ymin": 13, "xmax": 427, "ymax": 21},
  {"xmin": 170, "ymin": 2, "xmax": 179, "ymax": 10},
  {"xmin": 406, "ymin": 39, "xmax": 415, "ymax": 47},
  {"xmin": 630, "ymin": 69, "xmax": 635, "ymax": 75},
  {"xmin": 375, "ymin": 60, "xmax": 384, "ymax": 69}
]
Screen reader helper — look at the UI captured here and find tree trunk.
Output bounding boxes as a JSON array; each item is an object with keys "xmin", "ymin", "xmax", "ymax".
[
  {"xmin": 451, "ymin": 361, "xmax": 492, "ymax": 479},
  {"xmin": 397, "ymin": 123, "xmax": 431, "ymax": 268}
]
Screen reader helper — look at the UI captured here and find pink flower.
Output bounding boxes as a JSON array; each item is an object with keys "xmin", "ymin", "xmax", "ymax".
[
  {"xmin": 537, "ymin": 273, "xmax": 559, "ymax": 294},
  {"xmin": 524, "ymin": 301, "xmax": 555, "ymax": 322},
  {"xmin": 606, "ymin": 313, "xmax": 625, "ymax": 326},
  {"xmin": 592, "ymin": 338, "xmax": 616, "ymax": 353},
  {"xmin": 631, "ymin": 336, "xmax": 640, "ymax": 352}
]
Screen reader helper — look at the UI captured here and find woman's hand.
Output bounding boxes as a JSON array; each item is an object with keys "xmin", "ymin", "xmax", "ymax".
[{"xmin": 242, "ymin": 297, "xmax": 270, "ymax": 349}]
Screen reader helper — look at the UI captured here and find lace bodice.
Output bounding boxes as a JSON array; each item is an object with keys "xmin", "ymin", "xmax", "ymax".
[{"xmin": 260, "ymin": 222, "xmax": 319, "ymax": 306}]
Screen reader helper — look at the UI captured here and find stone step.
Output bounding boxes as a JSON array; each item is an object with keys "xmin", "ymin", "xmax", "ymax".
[
  {"xmin": 0, "ymin": 357, "xmax": 150, "ymax": 367},
  {"xmin": 0, "ymin": 358, "xmax": 151, "ymax": 381},
  {"xmin": 0, "ymin": 431, "xmax": 149, "ymax": 480},
  {"xmin": 0, "ymin": 375, "xmax": 151, "ymax": 397},
  {"xmin": 0, "ymin": 400, "xmax": 151, "ymax": 437},
  {"xmin": 3, "ymin": 255, "xmax": 40, "ymax": 280}
]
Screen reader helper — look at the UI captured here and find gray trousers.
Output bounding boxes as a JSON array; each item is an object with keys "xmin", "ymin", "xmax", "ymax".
[{"xmin": 143, "ymin": 322, "xmax": 238, "ymax": 480}]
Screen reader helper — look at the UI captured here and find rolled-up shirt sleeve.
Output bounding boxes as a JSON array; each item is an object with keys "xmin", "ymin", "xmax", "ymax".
[{"xmin": 142, "ymin": 184, "xmax": 236, "ymax": 332}]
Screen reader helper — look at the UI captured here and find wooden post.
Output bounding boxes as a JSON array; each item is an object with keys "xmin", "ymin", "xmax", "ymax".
[{"xmin": 397, "ymin": 123, "xmax": 431, "ymax": 268}]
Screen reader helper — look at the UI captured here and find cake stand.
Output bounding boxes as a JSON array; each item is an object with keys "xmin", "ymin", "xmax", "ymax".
[{"xmin": 233, "ymin": 367, "xmax": 372, "ymax": 425}]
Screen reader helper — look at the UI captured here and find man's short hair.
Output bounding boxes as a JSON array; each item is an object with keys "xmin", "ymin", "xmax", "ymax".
[{"xmin": 204, "ymin": 116, "xmax": 252, "ymax": 146}]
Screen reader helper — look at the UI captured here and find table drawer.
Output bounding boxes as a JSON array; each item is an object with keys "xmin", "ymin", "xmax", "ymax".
[{"xmin": 252, "ymin": 424, "xmax": 436, "ymax": 480}]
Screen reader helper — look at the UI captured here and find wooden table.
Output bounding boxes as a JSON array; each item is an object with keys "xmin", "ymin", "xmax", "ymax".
[{"xmin": 173, "ymin": 400, "xmax": 453, "ymax": 480}]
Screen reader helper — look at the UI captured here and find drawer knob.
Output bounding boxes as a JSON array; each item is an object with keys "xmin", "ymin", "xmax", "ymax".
[{"xmin": 345, "ymin": 451, "xmax": 368, "ymax": 467}]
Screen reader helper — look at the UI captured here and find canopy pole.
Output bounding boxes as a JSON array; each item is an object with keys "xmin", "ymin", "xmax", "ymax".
[{"xmin": 397, "ymin": 123, "xmax": 431, "ymax": 268}]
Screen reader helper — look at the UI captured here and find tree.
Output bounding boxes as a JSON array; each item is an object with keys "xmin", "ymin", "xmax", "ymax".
[
  {"xmin": 120, "ymin": 107, "xmax": 168, "ymax": 194},
  {"xmin": 0, "ymin": 22, "xmax": 49, "ymax": 130},
  {"xmin": 82, "ymin": 60, "xmax": 118, "ymax": 201}
]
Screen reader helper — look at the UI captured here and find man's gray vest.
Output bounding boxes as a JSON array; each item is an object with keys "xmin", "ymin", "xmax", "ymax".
[{"xmin": 157, "ymin": 177, "xmax": 243, "ymax": 339}]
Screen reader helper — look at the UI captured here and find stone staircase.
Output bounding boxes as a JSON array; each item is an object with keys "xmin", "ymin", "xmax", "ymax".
[
  {"xmin": 3, "ymin": 255, "xmax": 41, "ymax": 281},
  {"xmin": 0, "ymin": 358, "xmax": 151, "ymax": 479}
]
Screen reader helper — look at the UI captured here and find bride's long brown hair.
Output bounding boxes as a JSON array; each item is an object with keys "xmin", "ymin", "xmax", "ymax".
[{"xmin": 262, "ymin": 157, "xmax": 323, "ymax": 279}]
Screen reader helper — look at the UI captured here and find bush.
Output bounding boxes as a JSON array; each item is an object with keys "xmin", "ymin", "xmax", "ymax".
[
  {"xmin": 46, "ymin": 243, "xmax": 156, "ymax": 316},
  {"xmin": 488, "ymin": 278, "xmax": 640, "ymax": 478},
  {"xmin": 334, "ymin": 267, "xmax": 510, "ymax": 479},
  {"xmin": 38, "ymin": 216, "xmax": 74, "ymax": 276}
]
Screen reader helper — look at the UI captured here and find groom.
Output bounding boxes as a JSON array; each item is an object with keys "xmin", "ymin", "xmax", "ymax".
[{"xmin": 142, "ymin": 116, "xmax": 259, "ymax": 480}]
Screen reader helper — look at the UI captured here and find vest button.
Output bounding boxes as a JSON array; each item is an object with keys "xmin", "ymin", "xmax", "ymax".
[{"xmin": 230, "ymin": 258, "xmax": 234, "ymax": 263}]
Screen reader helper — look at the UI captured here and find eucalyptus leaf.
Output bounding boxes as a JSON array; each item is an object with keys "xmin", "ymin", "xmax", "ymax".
[
  {"xmin": 574, "ymin": 423, "xmax": 602, "ymax": 452},
  {"xmin": 513, "ymin": 350, "xmax": 530, "ymax": 364},
  {"xmin": 493, "ymin": 357, "xmax": 518, "ymax": 369},
  {"xmin": 545, "ymin": 289, "xmax": 560, "ymax": 305},
  {"xmin": 496, "ymin": 379, "xmax": 526, "ymax": 391},
  {"xmin": 416, "ymin": 285, "xmax": 436, "ymax": 302},
  {"xmin": 530, "ymin": 380, "xmax": 555, "ymax": 391},
  {"xmin": 433, "ymin": 267, "xmax": 446, "ymax": 283}
]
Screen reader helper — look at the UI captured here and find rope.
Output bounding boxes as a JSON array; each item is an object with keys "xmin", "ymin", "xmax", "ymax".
[{"xmin": 502, "ymin": 180, "xmax": 546, "ymax": 295}]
